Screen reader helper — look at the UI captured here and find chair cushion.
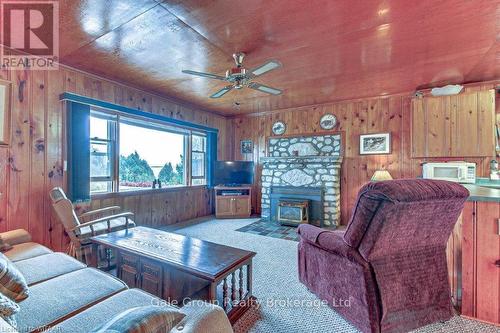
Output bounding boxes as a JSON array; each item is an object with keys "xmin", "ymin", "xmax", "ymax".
[
  {"xmin": 13, "ymin": 253, "xmax": 86, "ymax": 286},
  {"xmin": 49, "ymin": 289, "xmax": 179, "ymax": 333},
  {"xmin": 3, "ymin": 243, "xmax": 53, "ymax": 262},
  {"xmin": 77, "ymin": 218, "xmax": 136, "ymax": 240},
  {"xmin": 16, "ymin": 268, "xmax": 127, "ymax": 332},
  {"xmin": 90, "ymin": 305, "xmax": 184, "ymax": 333},
  {"xmin": 0, "ymin": 253, "xmax": 29, "ymax": 302}
]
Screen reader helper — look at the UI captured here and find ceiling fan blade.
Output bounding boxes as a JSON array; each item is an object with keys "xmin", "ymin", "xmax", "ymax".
[
  {"xmin": 249, "ymin": 60, "xmax": 282, "ymax": 77},
  {"xmin": 248, "ymin": 82, "xmax": 283, "ymax": 95},
  {"xmin": 210, "ymin": 85, "xmax": 234, "ymax": 98},
  {"xmin": 182, "ymin": 70, "xmax": 226, "ymax": 81}
]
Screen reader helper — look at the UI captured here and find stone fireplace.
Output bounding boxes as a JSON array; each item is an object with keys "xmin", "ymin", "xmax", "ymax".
[{"xmin": 261, "ymin": 134, "xmax": 342, "ymax": 226}]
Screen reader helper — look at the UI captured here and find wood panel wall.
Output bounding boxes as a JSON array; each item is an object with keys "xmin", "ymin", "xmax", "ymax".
[
  {"xmin": 0, "ymin": 65, "xmax": 231, "ymax": 252},
  {"xmin": 230, "ymin": 82, "xmax": 500, "ymax": 225}
]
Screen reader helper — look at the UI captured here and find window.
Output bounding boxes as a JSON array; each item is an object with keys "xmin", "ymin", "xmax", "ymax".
[
  {"xmin": 90, "ymin": 112, "xmax": 116, "ymax": 193},
  {"xmin": 191, "ymin": 134, "xmax": 206, "ymax": 186},
  {"xmin": 89, "ymin": 110, "xmax": 208, "ymax": 194}
]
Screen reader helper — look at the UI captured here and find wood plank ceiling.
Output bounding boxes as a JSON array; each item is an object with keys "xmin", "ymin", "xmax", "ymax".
[{"xmin": 59, "ymin": 0, "xmax": 500, "ymax": 115}]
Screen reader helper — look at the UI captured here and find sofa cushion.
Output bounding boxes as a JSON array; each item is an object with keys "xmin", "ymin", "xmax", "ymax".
[
  {"xmin": 49, "ymin": 289, "xmax": 178, "ymax": 333},
  {"xmin": 3, "ymin": 243, "xmax": 53, "ymax": 262},
  {"xmin": 0, "ymin": 253, "xmax": 29, "ymax": 302},
  {"xmin": 0, "ymin": 238, "xmax": 12, "ymax": 252},
  {"xmin": 13, "ymin": 253, "xmax": 86, "ymax": 286},
  {"xmin": 0, "ymin": 316, "xmax": 18, "ymax": 333},
  {"xmin": 0, "ymin": 292, "xmax": 20, "ymax": 328},
  {"xmin": 0, "ymin": 230, "xmax": 31, "ymax": 247},
  {"xmin": 16, "ymin": 268, "xmax": 127, "ymax": 332},
  {"xmin": 90, "ymin": 305, "xmax": 184, "ymax": 333}
]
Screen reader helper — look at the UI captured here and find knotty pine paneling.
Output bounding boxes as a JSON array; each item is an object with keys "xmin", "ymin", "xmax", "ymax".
[
  {"xmin": 0, "ymin": 65, "xmax": 231, "ymax": 252},
  {"xmin": 231, "ymin": 81, "xmax": 499, "ymax": 225}
]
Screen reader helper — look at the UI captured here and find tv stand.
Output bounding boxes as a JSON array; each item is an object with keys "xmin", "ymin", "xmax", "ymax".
[{"xmin": 215, "ymin": 185, "xmax": 252, "ymax": 219}]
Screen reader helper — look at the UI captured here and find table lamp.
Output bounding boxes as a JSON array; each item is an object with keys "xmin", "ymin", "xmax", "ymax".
[{"xmin": 371, "ymin": 170, "xmax": 393, "ymax": 181}]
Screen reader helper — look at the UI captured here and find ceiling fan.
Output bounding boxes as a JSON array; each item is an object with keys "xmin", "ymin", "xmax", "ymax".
[{"xmin": 182, "ymin": 52, "xmax": 283, "ymax": 99}]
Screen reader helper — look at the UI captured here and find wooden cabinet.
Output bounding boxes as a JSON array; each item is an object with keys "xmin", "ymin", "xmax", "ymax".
[
  {"xmin": 140, "ymin": 259, "xmax": 163, "ymax": 297},
  {"xmin": 118, "ymin": 252, "xmax": 140, "ymax": 288},
  {"xmin": 447, "ymin": 201, "xmax": 500, "ymax": 325},
  {"xmin": 118, "ymin": 253, "xmax": 163, "ymax": 297},
  {"xmin": 412, "ymin": 90, "xmax": 495, "ymax": 158},
  {"xmin": 215, "ymin": 186, "xmax": 252, "ymax": 218}
]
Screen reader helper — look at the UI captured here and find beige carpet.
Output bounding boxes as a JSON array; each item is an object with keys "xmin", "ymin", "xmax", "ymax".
[{"xmin": 162, "ymin": 217, "xmax": 500, "ymax": 333}]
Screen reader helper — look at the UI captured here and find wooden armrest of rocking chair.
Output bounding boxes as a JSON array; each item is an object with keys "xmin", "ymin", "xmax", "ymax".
[
  {"xmin": 72, "ymin": 212, "xmax": 135, "ymax": 238},
  {"xmin": 78, "ymin": 206, "xmax": 122, "ymax": 220}
]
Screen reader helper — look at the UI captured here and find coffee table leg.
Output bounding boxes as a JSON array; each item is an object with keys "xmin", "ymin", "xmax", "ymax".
[
  {"xmin": 247, "ymin": 262, "xmax": 253, "ymax": 297},
  {"xmin": 89, "ymin": 243, "xmax": 99, "ymax": 268},
  {"xmin": 208, "ymin": 282, "xmax": 217, "ymax": 304}
]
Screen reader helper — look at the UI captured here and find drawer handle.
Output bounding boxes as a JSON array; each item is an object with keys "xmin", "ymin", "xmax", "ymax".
[{"xmin": 495, "ymin": 260, "xmax": 500, "ymax": 268}]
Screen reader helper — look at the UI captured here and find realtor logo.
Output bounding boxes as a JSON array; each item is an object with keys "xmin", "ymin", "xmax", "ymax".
[{"xmin": 1, "ymin": 0, "xmax": 59, "ymax": 70}]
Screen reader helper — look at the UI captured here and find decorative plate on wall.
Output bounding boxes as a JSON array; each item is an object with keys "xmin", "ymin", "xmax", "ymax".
[
  {"xmin": 320, "ymin": 114, "xmax": 337, "ymax": 130},
  {"xmin": 272, "ymin": 121, "xmax": 286, "ymax": 135}
]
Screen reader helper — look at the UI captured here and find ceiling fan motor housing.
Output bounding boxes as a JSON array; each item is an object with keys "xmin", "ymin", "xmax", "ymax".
[{"xmin": 226, "ymin": 67, "xmax": 249, "ymax": 88}]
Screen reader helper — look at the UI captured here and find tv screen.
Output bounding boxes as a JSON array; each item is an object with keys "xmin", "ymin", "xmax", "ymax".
[{"xmin": 214, "ymin": 161, "xmax": 254, "ymax": 186}]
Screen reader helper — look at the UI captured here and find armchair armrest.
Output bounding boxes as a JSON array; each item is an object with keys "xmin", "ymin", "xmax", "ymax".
[
  {"xmin": 174, "ymin": 301, "xmax": 233, "ymax": 333},
  {"xmin": 72, "ymin": 212, "xmax": 135, "ymax": 236},
  {"xmin": 298, "ymin": 224, "xmax": 355, "ymax": 258},
  {"xmin": 78, "ymin": 206, "xmax": 121, "ymax": 220},
  {"xmin": 0, "ymin": 229, "xmax": 32, "ymax": 246}
]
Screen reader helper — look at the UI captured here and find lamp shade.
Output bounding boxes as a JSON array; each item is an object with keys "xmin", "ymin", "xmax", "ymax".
[{"xmin": 371, "ymin": 170, "xmax": 393, "ymax": 181}]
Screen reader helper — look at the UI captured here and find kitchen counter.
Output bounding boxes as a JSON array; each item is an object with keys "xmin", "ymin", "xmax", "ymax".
[{"xmin": 462, "ymin": 183, "xmax": 500, "ymax": 202}]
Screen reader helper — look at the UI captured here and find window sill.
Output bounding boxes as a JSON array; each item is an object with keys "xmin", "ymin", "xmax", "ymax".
[{"xmin": 91, "ymin": 185, "xmax": 209, "ymax": 199}]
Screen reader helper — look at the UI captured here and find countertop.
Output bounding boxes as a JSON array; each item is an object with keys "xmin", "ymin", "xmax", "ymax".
[{"xmin": 462, "ymin": 183, "xmax": 500, "ymax": 203}]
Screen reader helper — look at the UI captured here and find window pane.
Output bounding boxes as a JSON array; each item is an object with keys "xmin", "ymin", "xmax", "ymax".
[
  {"xmin": 192, "ymin": 178, "xmax": 206, "ymax": 186},
  {"xmin": 192, "ymin": 152, "xmax": 205, "ymax": 178},
  {"xmin": 90, "ymin": 116, "xmax": 109, "ymax": 139},
  {"xmin": 119, "ymin": 121, "xmax": 186, "ymax": 190},
  {"xmin": 90, "ymin": 141, "xmax": 111, "ymax": 178},
  {"xmin": 90, "ymin": 181, "xmax": 112, "ymax": 193},
  {"xmin": 192, "ymin": 135, "xmax": 206, "ymax": 152}
]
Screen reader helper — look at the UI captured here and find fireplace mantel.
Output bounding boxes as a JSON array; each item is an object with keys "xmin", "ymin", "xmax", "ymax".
[{"xmin": 261, "ymin": 156, "xmax": 343, "ymax": 163}]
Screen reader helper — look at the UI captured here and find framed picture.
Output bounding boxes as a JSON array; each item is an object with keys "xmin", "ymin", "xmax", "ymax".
[
  {"xmin": 240, "ymin": 140, "xmax": 253, "ymax": 154},
  {"xmin": 0, "ymin": 80, "xmax": 11, "ymax": 145},
  {"xmin": 359, "ymin": 133, "xmax": 391, "ymax": 155}
]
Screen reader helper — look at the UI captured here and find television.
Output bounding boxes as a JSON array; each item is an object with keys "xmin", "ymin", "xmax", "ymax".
[{"xmin": 214, "ymin": 161, "xmax": 254, "ymax": 186}]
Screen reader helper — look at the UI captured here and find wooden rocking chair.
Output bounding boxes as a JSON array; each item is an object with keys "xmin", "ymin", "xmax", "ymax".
[{"xmin": 49, "ymin": 187, "xmax": 135, "ymax": 265}]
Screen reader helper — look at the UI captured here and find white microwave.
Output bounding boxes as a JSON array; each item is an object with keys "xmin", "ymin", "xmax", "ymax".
[{"xmin": 422, "ymin": 162, "xmax": 476, "ymax": 184}]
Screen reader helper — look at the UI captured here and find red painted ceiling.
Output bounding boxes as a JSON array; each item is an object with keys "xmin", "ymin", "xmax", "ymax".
[{"xmin": 59, "ymin": 0, "xmax": 500, "ymax": 115}]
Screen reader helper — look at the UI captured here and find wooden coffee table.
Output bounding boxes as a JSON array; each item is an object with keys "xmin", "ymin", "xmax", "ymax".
[{"xmin": 89, "ymin": 226, "xmax": 256, "ymax": 323}]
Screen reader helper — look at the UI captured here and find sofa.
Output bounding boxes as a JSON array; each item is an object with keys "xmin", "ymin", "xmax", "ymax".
[
  {"xmin": 298, "ymin": 179, "xmax": 469, "ymax": 333},
  {"xmin": 0, "ymin": 229, "xmax": 234, "ymax": 333}
]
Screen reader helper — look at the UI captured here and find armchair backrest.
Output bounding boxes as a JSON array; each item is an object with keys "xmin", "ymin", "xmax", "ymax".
[
  {"xmin": 343, "ymin": 179, "xmax": 469, "ymax": 262},
  {"xmin": 49, "ymin": 187, "xmax": 81, "ymax": 236}
]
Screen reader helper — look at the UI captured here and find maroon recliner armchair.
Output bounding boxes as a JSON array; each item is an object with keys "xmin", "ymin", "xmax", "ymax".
[{"xmin": 298, "ymin": 179, "xmax": 469, "ymax": 333}]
